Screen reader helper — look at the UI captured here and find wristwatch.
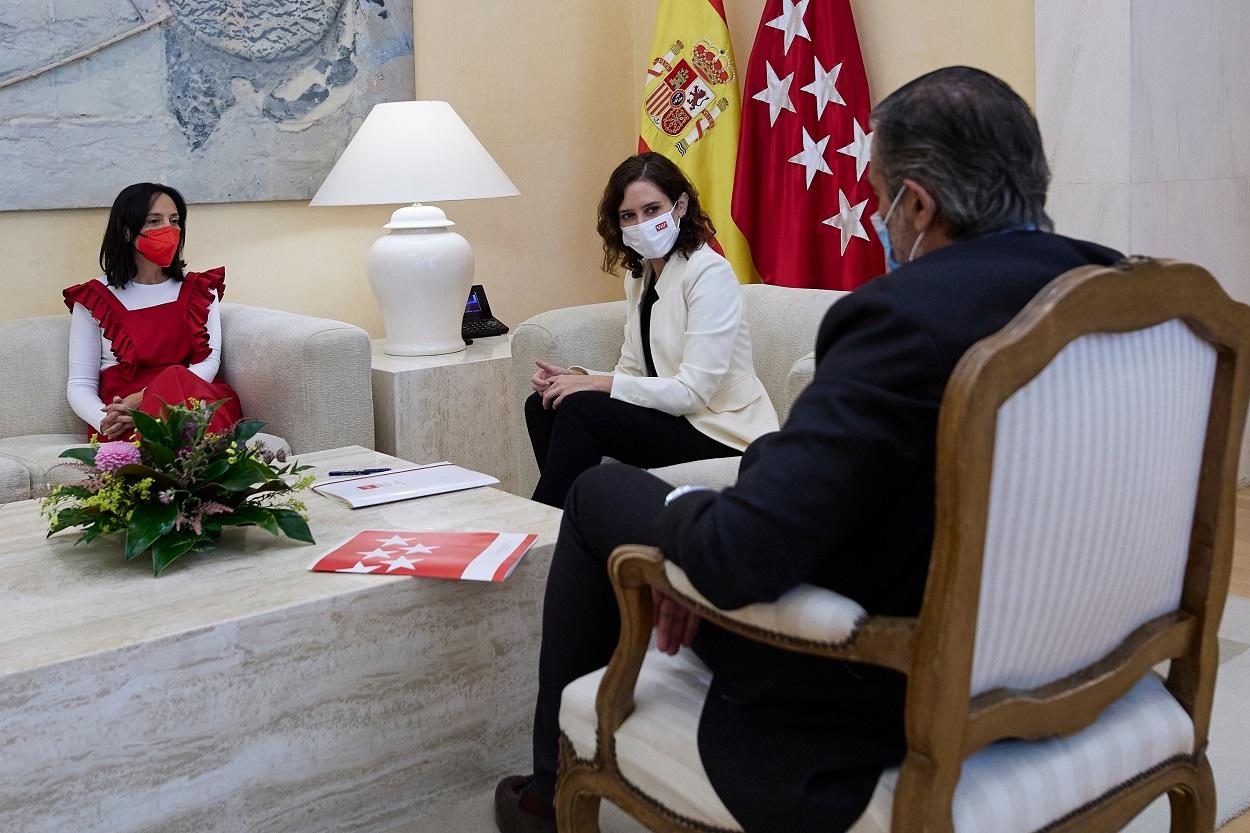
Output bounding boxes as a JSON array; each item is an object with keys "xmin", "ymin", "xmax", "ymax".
[{"xmin": 664, "ymin": 484, "xmax": 713, "ymax": 506}]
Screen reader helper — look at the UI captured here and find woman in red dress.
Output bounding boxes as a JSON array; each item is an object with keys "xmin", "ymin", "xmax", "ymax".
[{"xmin": 64, "ymin": 182, "xmax": 243, "ymax": 440}]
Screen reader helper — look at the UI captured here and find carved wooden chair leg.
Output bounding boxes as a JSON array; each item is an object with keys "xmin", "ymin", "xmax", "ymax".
[
  {"xmin": 554, "ymin": 777, "xmax": 602, "ymax": 833},
  {"xmin": 1167, "ymin": 758, "xmax": 1216, "ymax": 833}
]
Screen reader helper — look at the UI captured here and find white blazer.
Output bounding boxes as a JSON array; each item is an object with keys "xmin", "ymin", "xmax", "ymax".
[{"xmin": 578, "ymin": 244, "xmax": 779, "ymax": 451}]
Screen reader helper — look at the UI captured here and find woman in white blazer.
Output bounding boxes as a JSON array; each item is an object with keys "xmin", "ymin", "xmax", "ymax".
[{"xmin": 525, "ymin": 153, "xmax": 779, "ymax": 507}]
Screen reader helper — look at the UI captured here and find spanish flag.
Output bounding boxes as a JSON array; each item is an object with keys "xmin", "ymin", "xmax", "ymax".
[{"xmin": 639, "ymin": 0, "xmax": 756, "ymax": 283}]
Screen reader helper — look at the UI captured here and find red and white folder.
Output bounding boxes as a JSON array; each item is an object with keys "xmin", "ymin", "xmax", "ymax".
[{"xmin": 309, "ymin": 529, "xmax": 539, "ymax": 582}]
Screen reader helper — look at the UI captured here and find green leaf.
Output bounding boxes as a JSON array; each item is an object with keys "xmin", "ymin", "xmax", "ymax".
[
  {"xmin": 215, "ymin": 461, "xmax": 269, "ymax": 491},
  {"xmin": 129, "ymin": 410, "xmax": 169, "ymax": 446},
  {"xmin": 124, "ymin": 501, "xmax": 179, "ymax": 560},
  {"xmin": 201, "ymin": 459, "xmax": 231, "ymax": 481},
  {"xmin": 47, "ymin": 507, "xmax": 98, "ymax": 534},
  {"xmin": 54, "ymin": 485, "xmax": 94, "ymax": 499},
  {"xmin": 271, "ymin": 509, "xmax": 314, "ymax": 544},
  {"xmin": 112, "ymin": 464, "xmax": 180, "ymax": 489},
  {"xmin": 232, "ymin": 419, "xmax": 266, "ymax": 446},
  {"xmin": 78, "ymin": 525, "xmax": 107, "ymax": 544},
  {"xmin": 216, "ymin": 506, "xmax": 280, "ymax": 535},
  {"xmin": 59, "ymin": 446, "xmax": 98, "ymax": 465},
  {"xmin": 163, "ymin": 408, "xmax": 189, "ymax": 445},
  {"xmin": 240, "ymin": 479, "xmax": 290, "ymax": 499},
  {"xmin": 151, "ymin": 531, "xmax": 200, "ymax": 576}
]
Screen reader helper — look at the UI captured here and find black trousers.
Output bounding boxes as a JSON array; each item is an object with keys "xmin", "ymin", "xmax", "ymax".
[
  {"xmin": 530, "ymin": 462, "xmax": 672, "ymax": 807},
  {"xmin": 524, "ymin": 390, "xmax": 739, "ymax": 508}
]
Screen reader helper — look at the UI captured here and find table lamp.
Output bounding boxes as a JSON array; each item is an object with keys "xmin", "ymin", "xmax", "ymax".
[{"xmin": 311, "ymin": 101, "xmax": 519, "ymax": 356}]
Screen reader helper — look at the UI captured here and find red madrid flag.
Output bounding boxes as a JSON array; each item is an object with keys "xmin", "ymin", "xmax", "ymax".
[{"xmin": 732, "ymin": 0, "xmax": 883, "ymax": 290}]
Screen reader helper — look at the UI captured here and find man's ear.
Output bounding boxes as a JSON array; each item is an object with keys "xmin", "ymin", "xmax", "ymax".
[{"xmin": 901, "ymin": 178, "xmax": 937, "ymax": 233}]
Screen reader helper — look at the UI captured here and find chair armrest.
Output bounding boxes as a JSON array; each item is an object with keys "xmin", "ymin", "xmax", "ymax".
[
  {"xmin": 596, "ymin": 546, "xmax": 918, "ymax": 741},
  {"xmin": 511, "ymin": 300, "xmax": 628, "ymax": 497},
  {"xmin": 663, "ymin": 560, "xmax": 867, "ymax": 645},
  {"xmin": 219, "ymin": 303, "xmax": 374, "ymax": 453}
]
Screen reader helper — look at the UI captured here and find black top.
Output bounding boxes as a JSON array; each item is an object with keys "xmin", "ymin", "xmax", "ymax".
[
  {"xmin": 638, "ymin": 272, "xmax": 660, "ymax": 377},
  {"xmin": 655, "ymin": 230, "xmax": 1123, "ymax": 833}
]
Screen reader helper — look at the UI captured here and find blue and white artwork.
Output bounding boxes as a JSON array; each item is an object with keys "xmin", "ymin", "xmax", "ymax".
[{"xmin": 0, "ymin": 0, "xmax": 414, "ymax": 210}]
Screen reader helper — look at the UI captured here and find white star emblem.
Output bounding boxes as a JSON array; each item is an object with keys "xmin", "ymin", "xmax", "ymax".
[
  {"xmin": 381, "ymin": 555, "xmax": 423, "ymax": 572},
  {"xmin": 404, "ymin": 543, "xmax": 438, "ymax": 555},
  {"xmin": 358, "ymin": 547, "xmax": 395, "ymax": 560},
  {"xmin": 788, "ymin": 127, "xmax": 833, "ymax": 189},
  {"xmin": 376, "ymin": 535, "xmax": 412, "ymax": 547},
  {"xmin": 837, "ymin": 118, "xmax": 873, "ymax": 181},
  {"xmin": 822, "ymin": 190, "xmax": 871, "ymax": 255},
  {"xmin": 337, "ymin": 560, "xmax": 380, "ymax": 574},
  {"xmin": 766, "ymin": 0, "xmax": 812, "ymax": 55},
  {"xmin": 800, "ymin": 57, "xmax": 845, "ymax": 119},
  {"xmin": 751, "ymin": 61, "xmax": 796, "ymax": 126}
]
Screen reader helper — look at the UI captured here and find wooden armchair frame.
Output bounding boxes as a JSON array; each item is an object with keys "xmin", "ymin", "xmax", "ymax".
[{"xmin": 555, "ymin": 260, "xmax": 1250, "ymax": 833}]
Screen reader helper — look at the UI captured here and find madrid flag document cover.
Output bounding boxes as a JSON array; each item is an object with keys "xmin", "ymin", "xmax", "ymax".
[{"xmin": 309, "ymin": 530, "xmax": 539, "ymax": 582}]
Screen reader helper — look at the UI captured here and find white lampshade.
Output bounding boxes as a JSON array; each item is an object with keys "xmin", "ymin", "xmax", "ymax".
[
  {"xmin": 310, "ymin": 101, "xmax": 519, "ymax": 205},
  {"xmin": 310, "ymin": 101, "xmax": 518, "ymax": 357}
]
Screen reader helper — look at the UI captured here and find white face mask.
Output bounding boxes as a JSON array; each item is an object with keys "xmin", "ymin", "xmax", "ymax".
[{"xmin": 621, "ymin": 198, "xmax": 685, "ymax": 260}]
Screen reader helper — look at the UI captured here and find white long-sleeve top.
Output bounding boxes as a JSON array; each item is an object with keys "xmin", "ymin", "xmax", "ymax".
[{"xmin": 66, "ymin": 276, "xmax": 221, "ymax": 432}]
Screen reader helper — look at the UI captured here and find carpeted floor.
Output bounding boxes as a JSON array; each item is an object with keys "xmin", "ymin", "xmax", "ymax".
[{"xmin": 401, "ymin": 593, "xmax": 1250, "ymax": 833}]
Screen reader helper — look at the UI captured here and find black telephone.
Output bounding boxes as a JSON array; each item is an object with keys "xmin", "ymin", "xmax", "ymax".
[{"xmin": 462, "ymin": 284, "xmax": 509, "ymax": 340}]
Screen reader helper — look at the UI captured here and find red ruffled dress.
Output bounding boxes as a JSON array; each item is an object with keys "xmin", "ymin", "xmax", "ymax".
[{"xmin": 62, "ymin": 268, "xmax": 244, "ymax": 440}]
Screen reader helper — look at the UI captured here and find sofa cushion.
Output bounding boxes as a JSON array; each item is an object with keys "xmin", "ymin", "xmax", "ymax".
[
  {"xmin": 0, "ymin": 434, "xmax": 93, "ymax": 494},
  {"xmin": 0, "ymin": 454, "xmax": 33, "ymax": 504},
  {"xmin": 647, "ymin": 456, "xmax": 740, "ymax": 491}
]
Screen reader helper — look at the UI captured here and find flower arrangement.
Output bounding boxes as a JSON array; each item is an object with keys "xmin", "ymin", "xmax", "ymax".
[{"xmin": 41, "ymin": 400, "xmax": 315, "ymax": 576}]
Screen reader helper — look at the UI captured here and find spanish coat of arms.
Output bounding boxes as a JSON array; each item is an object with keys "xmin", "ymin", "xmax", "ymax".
[{"xmin": 643, "ymin": 39, "xmax": 735, "ymax": 156}]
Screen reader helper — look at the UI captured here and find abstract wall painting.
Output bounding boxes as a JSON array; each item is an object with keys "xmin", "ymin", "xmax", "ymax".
[{"xmin": 0, "ymin": 0, "xmax": 414, "ymax": 210}]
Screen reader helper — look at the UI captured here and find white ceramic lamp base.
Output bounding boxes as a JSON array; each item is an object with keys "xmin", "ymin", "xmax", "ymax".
[{"xmin": 367, "ymin": 204, "xmax": 473, "ymax": 356}]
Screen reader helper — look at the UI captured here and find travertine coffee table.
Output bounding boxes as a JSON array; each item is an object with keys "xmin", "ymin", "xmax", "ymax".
[{"xmin": 0, "ymin": 446, "xmax": 562, "ymax": 833}]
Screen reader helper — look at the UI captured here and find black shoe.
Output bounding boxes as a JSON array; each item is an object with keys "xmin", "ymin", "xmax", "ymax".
[{"xmin": 495, "ymin": 774, "xmax": 558, "ymax": 833}]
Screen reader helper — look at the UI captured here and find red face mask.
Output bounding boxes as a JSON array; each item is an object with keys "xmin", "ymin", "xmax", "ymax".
[{"xmin": 135, "ymin": 225, "xmax": 181, "ymax": 268}]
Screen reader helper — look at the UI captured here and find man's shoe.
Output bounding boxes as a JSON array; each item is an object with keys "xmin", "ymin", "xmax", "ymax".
[{"xmin": 495, "ymin": 774, "xmax": 558, "ymax": 833}]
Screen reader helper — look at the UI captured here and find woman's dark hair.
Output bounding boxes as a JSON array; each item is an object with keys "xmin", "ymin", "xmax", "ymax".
[
  {"xmin": 99, "ymin": 182, "xmax": 188, "ymax": 288},
  {"xmin": 870, "ymin": 66, "xmax": 1053, "ymax": 239},
  {"xmin": 596, "ymin": 152, "xmax": 716, "ymax": 277}
]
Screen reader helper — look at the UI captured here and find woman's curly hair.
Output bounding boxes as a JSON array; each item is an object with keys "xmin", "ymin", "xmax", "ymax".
[{"xmin": 596, "ymin": 152, "xmax": 716, "ymax": 277}]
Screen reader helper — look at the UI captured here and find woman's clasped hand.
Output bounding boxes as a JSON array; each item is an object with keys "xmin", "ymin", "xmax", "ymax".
[
  {"xmin": 99, "ymin": 392, "xmax": 143, "ymax": 440},
  {"xmin": 531, "ymin": 360, "xmax": 609, "ymax": 409}
]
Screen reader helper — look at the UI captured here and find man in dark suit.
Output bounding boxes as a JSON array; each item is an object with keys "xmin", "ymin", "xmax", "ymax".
[{"xmin": 495, "ymin": 66, "xmax": 1122, "ymax": 833}]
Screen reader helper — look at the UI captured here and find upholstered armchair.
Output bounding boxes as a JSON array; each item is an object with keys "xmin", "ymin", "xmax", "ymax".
[
  {"xmin": 509, "ymin": 283, "xmax": 847, "ymax": 498},
  {"xmin": 0, "ymin": 302, "xmax": 375, "ymax": 503},
  {"xmin": 555, "ymin": 260, "xmax": 1250, "ymax": 833}
]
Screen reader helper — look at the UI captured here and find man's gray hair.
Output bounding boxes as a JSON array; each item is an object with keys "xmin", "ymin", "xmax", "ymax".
[{"xmin": 870, "ymin": 67, "xmax": 1052, "ymax": 239}]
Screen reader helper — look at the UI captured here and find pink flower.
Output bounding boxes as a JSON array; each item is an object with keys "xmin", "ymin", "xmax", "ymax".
[{"xmin": 95, "ymin": 441, "xmax": 142, "ymax": 472}]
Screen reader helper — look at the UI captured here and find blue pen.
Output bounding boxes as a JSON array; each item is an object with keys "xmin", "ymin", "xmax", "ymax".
[{"xmin": 327, "ymin": 467, "xmax": 392, "ymax": 476}]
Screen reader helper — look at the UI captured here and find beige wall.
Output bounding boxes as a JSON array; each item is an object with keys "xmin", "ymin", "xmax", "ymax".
[{"xmin": 1, "ymin": 0, "xmax": 1033, "ymax": 330}]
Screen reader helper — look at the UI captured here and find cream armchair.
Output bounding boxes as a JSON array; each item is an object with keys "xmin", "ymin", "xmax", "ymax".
[
  {"xmin": 509, "ymin": 283, "xmax": 847, "ymax": 498},
  {"xmin": 555, "ymin": 260, "xmax": 1250, "ymax": 833},
  {"xmin": 0, "ymin": 303, "xmax": 375, "ymax": 503}
]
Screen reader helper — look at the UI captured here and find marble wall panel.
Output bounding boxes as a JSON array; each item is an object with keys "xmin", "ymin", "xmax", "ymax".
[
  {"xmin": 1035, "ymin": 0, "xmax": 1132, "ymax": 185},
  {"xmin": 1129, "ymin": 178, "xmax": 1250, "ymax": 301},
  {"xmin": 1130, "ymin": 0, "xmax": 1250, "ymax": 184},
  {"xmin": 1130, "ymin": 177, "xmax": 1250, "ymax": 484},
  {"xmin": 1046, "ymin": 182, "xmax": 1131, "ymax": 253}
]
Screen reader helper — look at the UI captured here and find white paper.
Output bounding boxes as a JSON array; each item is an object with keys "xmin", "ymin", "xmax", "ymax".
[{"xmin": 312, "ymin": 462, "xmax": 499, "ymax": 509}]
